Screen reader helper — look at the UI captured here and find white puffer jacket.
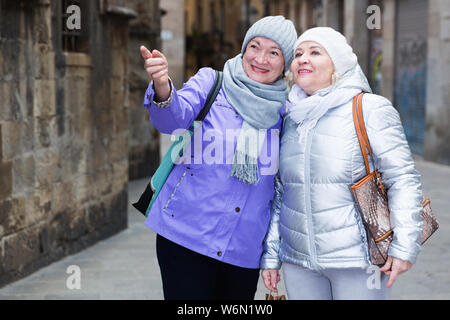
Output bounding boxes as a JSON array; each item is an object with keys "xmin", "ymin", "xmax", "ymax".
[{"xmin": 260, "ymin": 93, "xmax": 424, "ymax": 270}]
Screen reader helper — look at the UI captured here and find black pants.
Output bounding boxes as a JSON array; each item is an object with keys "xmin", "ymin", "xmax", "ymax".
[{"xmin": 156, "ymin": 234, "xmax": 260, "ymax": 300}]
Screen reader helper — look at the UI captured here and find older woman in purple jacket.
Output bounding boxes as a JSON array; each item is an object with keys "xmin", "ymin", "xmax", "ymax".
[{"xmin": 139, "ymin": 16, "xmax": 297, "ymax": 300}]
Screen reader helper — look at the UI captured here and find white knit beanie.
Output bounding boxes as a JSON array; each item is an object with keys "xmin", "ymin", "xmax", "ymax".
[
  {"xmin": 294, "ymin": 27, "xmax": 358, "ymax": 76},
  {"xmin": 241, "ymin": 16, "xmax": 297, "ymax": 72}
]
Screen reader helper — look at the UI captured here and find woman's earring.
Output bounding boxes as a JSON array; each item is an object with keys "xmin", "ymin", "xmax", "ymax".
[{"xmin": 331, "ymin": 72, "xmax": 338, "ymax": 85}]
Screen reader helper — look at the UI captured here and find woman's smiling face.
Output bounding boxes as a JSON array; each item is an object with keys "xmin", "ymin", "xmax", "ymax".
[
  {"xmin": 242, "ymin": 36, "xmax": 285, "ymax": 84},
  {"xmin": 291, "ymin": 41, "xmax": 335, "ymax": 95}
]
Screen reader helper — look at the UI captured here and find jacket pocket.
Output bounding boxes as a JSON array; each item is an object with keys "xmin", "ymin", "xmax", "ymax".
[{"xmin": 163, "ymin": 168, "xmax": 188, "ymax": 210}]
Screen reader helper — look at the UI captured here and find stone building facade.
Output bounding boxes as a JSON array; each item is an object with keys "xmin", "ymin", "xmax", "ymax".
[{"xmin": 0, "ymin": 0, "xmax": 160, "ymax": 287}]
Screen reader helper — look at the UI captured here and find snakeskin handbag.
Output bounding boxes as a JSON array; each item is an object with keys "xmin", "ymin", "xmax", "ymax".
[{"xmin": 350, "ymin": 93, "xmax": 439, "ymax": 266}]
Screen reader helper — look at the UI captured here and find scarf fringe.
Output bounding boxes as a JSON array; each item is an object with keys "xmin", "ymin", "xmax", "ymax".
[{"xmin": 231, "ymin": 151, "xmax": 260, "ymax": 185}]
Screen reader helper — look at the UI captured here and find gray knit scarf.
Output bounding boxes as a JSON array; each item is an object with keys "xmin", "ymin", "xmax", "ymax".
[{"xmin": 222, "ymin": 54, "xmax": 289, "ymax": 185}]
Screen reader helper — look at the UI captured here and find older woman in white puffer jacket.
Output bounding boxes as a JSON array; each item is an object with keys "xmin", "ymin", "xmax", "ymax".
[{"xmin": 260, "ymin": 27, "xmax": 423, "ymax": 300}]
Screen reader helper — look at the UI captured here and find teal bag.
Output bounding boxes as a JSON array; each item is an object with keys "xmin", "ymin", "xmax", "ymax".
[
  {"xmin": 132, "ymin": 70, "xmax": 223, "ymax": 217},
  {"xmin": 146, "ymin": 122, "xmax": 199, "ymax": 216}
]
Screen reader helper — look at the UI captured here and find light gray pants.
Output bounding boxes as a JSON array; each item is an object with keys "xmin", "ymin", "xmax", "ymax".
[{"xmin": 282, "ymin": 262, "xmax": 391, "ymax": 300}]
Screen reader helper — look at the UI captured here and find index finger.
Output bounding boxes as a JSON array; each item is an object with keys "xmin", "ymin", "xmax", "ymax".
[
  {"xmin": 386, "ymin": 269, "xmax": 399, "ymax": 288},
  {"xmin": 140, "ymin": 45, "xmax": 152, "ymax": 59},
  {"xmin": 263, "ymin": 273, "xmax": 273, "ymax": 291}
]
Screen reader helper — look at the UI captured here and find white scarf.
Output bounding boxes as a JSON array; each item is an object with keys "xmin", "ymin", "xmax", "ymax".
[{"xmin": 287, "ymin": 64, "xmax": 372, "ymax": 141}]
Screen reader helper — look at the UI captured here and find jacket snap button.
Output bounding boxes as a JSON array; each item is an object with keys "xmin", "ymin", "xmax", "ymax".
[
  {"xmin": 217, "ymin": 251, "xmax": 222, "ymax": 256},
  {"xmin": 235, "ymin": 207, "xmax": 240, "ymax": 213}
]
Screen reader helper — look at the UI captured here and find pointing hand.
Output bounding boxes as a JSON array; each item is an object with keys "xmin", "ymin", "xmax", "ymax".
[{"xmin": 140, "ymin": 45, "xmax": 170, "ymax": 101}]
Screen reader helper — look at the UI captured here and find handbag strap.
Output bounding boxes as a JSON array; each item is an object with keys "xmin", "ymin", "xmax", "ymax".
[
  {"xmin": 352, "ymin": 92, "xmax": 374, "ymax": 175},
  {"xmin": 352, "ymin": 92, "xmax": 386, "ymax": 194},
  {"xmin": 195, "ymin": 70, "xmax": 223, "ymax": 121}
]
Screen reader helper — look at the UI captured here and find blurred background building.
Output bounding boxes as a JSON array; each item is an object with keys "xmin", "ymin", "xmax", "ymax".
[
  {"xmin": 179, "ymin": 0, "xmax": 449, "ymax": 162},
  {"xmin": 1, "ymin": 0, "xmax": 449, "ymax": 287}
]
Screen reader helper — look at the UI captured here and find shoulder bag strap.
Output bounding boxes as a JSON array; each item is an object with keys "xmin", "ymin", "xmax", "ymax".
[
  {"xmin": 356, "ymin": 93, "xmax": 374, "ymax": 163},
  {"xmin": 352, "ymin": 93, "xmax": 371, "ymax": 175},
  {"xmin": 195, "ymin": 70, "xmax": 223, "ymax": 122},
  {"xmin": 352, "ymin": 92, "xmax": 386, "ymax": 194},
  {"xmin": 352, "ymin": 92, "xmax": 375, "ymax": 175}
]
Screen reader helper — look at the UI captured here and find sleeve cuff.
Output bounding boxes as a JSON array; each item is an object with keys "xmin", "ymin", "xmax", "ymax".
[
  {"xmin": 388, "ymin": 244, "xmax": 420, "ymax": 264},
  {"xmin": 260, "ymin": 257, "xmax": 282, "ymax": 270},
  {"xmin": 152, "ymin": 78, "xmax": 174, "ymax": 108}
]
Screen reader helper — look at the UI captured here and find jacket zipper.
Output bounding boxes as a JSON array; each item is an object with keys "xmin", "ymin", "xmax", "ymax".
[
  {"xmin": 305, "ymin": 129, "xmax": 318, "ymax": 270},
  {"xmin": 163, "ymin": 168, "xmax": 188, "ymax": 210}
]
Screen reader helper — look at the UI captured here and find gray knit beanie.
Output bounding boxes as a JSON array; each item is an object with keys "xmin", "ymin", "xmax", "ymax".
[{"xmin": 241, "ymin": 15, "xmax": 297, "ymax": 72}]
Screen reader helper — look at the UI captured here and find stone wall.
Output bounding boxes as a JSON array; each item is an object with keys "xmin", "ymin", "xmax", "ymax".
[{"xmin": 0, "ymin": 0, "xmax": 159, "ymax": 287}]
